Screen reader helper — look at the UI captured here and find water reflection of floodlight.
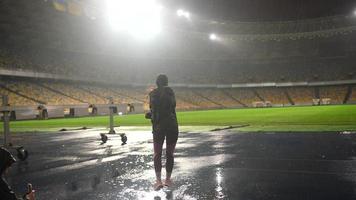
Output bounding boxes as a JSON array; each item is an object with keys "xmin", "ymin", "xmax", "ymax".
[{"xmin": 209, "ymin": 33, "xmax": 218, "ymax": 41}]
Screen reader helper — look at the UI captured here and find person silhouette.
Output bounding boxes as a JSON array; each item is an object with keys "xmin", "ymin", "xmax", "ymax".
[{"xmin": 147, "ymin": 74, "xmax": 179, "ymax": 190}]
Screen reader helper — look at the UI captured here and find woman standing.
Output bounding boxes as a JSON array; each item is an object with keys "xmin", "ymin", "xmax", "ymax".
[{"xmin": 146, "ymin": 74, "xmax": 179, "ymax": 190}]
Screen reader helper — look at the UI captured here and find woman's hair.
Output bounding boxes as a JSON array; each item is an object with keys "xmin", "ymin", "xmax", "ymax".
[{"xmin": 156, "ymin": 74, "xmax": 168, "ymax": 88}]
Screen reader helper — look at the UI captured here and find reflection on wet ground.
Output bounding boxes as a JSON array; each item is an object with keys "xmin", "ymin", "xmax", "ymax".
[{"xmin": 3, "ymin": 128, "xmax": 356, "ymax": 199}]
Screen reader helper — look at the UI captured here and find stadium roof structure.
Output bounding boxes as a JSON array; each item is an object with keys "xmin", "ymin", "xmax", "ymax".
[
  {"xmin": 2, "ymin": 0, "xmax": 356, "ymax": 58},
  {"xmin": 172, "ymin": 14, "xmax": 356, "ymax": 41},
  {"xmin": 2, "ymin": 0, "xmax": 356, "ymax": 43},
  {"xmin": 164, "ymin": 0, "xmax": 356, "ymax": 22}
]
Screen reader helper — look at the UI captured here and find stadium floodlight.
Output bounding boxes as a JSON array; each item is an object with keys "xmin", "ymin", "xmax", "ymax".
[
  {"xmin": 177, "ymin": 9, "xmax": 184, "ymax": 16},
  {"xmin": 106, "ymin": 0, "xmax": 162, "ymax": 39},
  {"xmin": 177, "ymin": 9, "xmax": 190, "ymax": 19},
  {"xmin": 209, "ymin": 33, "xmax": 218, "ymax": 41},
  {"xmin": 184, "ymin": 12, "xmax": 190, "ymax": 19}
]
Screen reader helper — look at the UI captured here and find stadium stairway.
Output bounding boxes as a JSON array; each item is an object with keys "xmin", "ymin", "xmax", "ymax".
[
  {"xmin": 344, "ymin": 85, "xmax": 353, "ymax": 104},
  {"xmin": 314, "ymin": 87, "xmax": 320, "ymax": 99},
  {"xmin": 192, "ymin": 90, "xmax": 226, "ymax": 108},
  {"xmin": 0, "ymin": 83, "xmax": 45, "ymax": 105},
  {"xmin": 35, "ymin": 83, "xmax": 87, "ymax": 104},
  {"xmin": 77, "ymin": 86, "xmax": 109, "ymax": 102},
  {"xmin": 221, "ymin": 89, "xmax": 248, "ymax": 107},
  {"xmin": 108, "ymin": 88, "xmax": 145, "ymax": 103},
  {"xmin": 175, "ymin": 89, "xmax": 218, "ymax": 109},
  {"xmin": 175, "ymin": 96, "xmax": 200, "ymax": 110},
  {"xmin": 284, "ymin": 90, "xmax": 295, "ymax": 105},
  {"xmin": 174, "ymin": 93, "xmax": 203, "ymax": 109},
  {"xmin": 253, "ymin": 89, "xmax": 265, "ymax": 102}
]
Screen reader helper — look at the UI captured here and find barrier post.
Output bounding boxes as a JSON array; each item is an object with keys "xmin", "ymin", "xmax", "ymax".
[
  {"xmin": 2, "ymin": 95, "xmax": 11, "ymax": 146},
  {"xmin": 108, "ymin": 97, "xmax": 116, "ymax": 134}
]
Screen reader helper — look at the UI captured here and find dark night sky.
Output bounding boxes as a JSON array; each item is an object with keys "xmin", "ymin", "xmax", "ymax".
[{"xmin": 164, "ymin": 0, "xmax": 356, "ymax": 21}]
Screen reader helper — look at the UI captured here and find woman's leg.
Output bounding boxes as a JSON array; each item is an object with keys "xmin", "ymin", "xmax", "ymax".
[
  {"xmin": 165, "ymin": 142, "xmax": 177, "ymax": 180},
  {"xmin": 165, "ymin": 132, "xmax": 178, "ymax": 186},
  {"xmin": 153, "ymin": 134, "xmax": 165, "ymax": 183}
]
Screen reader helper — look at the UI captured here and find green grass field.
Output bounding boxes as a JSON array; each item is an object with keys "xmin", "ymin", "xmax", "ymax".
[{"xmin": 1, "ymin": 105, "xmax": 356, "ymax": 133}]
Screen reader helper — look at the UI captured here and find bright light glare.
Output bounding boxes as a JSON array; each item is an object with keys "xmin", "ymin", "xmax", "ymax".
[
  {"xmin": 177, "ymin": 9, "xmax": 190, "ymax": 19},
  {"xmin": 185, "ymin": 12, "xmax": 190, "ymax": 19},
  {"xmin": 354, "ymin": 10, "xmax": 356, "ymax": 16},
  {"xmin": 106, "ymin": 0, "xmax": 162, "ymax": 39},
  {"xmin": 209, "ymin": 33, "xmax": 218, "ymax": 40},
  {"xmin": 177, "ymin": 9, "xmax": 184, "ymax": 16}
]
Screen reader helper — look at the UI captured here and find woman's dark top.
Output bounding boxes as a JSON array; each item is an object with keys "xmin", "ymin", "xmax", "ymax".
[{"xmin": 149, "ymin": 86, "xmax": 179, "ymax": 136}]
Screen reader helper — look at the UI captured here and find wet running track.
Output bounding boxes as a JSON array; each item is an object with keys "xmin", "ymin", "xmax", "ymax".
[{"xmin": 3, "ymin": 128, "xmax": 356, "ymax": 200}]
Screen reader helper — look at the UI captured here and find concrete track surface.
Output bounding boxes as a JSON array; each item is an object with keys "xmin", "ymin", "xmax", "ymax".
[{"xmin": 3, "ymin": 128, "xmax": 356, "ymax": 200}]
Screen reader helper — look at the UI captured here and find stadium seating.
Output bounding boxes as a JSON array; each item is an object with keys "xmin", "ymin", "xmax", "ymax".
[
  {"xmin": 193, "ymin": 89, "xmax": 242, "ymax": 108},
  {"xmin": 287, "ymin": 87, "xmax": 314, "ymax": 105},
  {"xmin": 42, "ymin": 82, "xmax": 111, "ymax": 105},
  {"xmin": 255, "ymin": 88, "xmax": 290, "ymax": 106},
  {"xmin": 1, "ymin": 44, "xmax": 355, "ymax": 86},
  {"xmin": 109, "ymin": 87, "xmax": 147, "ymax": 104},
  {"xmin": 0, "ymin": 78, "xmax": 354, "ymax": 109},
  {"xmin": 0, "ymin": 0, "xmax": 355, "ymax": 109},
  {"xmin": 1, "ymin": 80, "xmax": 82, "ymax": 105},
  {"xmin": 319, "ymin": 86, "xmax": 348, "ymax": 104},
  {"xmin": 174, "ymin": 88, "xmax": 221, "ymax": 109},
  {"xmin": 224, "ymin": 89, "xmax": 261, "ymax": 107},
  {"xmin": 0, "ymin": 87, "xmax": 37, "ymax": 106},
  {"xmin": 350, "ymin": 86, "xmax": 356, "ymax": 103}
]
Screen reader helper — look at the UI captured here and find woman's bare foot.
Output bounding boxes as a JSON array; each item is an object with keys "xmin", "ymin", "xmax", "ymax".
[
  {"xmin": 153, "ymin": 180, "xmax": 163, "ymax": 191},
  {"xmin": 164, "ymin": 179, "xmax": 173, "ymax": 187}
]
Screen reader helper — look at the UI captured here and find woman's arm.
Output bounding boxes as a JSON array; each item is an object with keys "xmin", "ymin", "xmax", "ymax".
[{"xmin": 171, "ymin": 90, "xmax": 176, "ymax": 110}]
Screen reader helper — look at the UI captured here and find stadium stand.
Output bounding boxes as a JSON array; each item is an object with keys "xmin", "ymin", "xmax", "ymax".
[
  {"xmin": 224, "ymin": 89, "xmax": 261, "ymax": 107},
  {"xmin": 174, "ymin": 98, "xmax": 200, "ymax": 110},
  {"xmin": 287, "ymin": 87, "xmax": 315, "ymax": 106},
  {"xmin": 194, "ymin": 89, "xmax": 242, "ymax": 108},
  {"xmin": 0, "ymin": 53, "xmax": 350, "ymax": 83},
  {"xmin": 0, "ymin": 77, "xmax": 354, "ymax": 110},
  {"xmin": 0, "ymin": 80, "xmax": 81, "ymax": 105},
  {"xmin": 174, "ymin": 88, "xmax": 221, "ymax": 109},
  {"xmin": 1, "ymin": 46, "xmax": 355, "ymax": 85},
  {"xmin": 0, "ymin": 0, "xmax": 355, "ymax": 111},
  {"xmin": 109, "ymin": 87, "xmax": 146, "ymax": 104},
  {"xmin": 39, "ymin": 82, "xmax": 103, "ymax": 105},
  {"xmin": 255, "ymin": 88, "xmax": 290, "ymax": 106},
  {"xmin": 0, "ymin": 87, "xmax": 37, "ymax": 106},
  {"xmin": 41, "ymin": 82, "xmax": 144, "ymax": 105},
  {"xmin": 349, "ymin": 86, "xmax": 356, "ymax": 104},
  {"xmin": 319, "ymin": 86, "xmax": 348, "ymax": 104}
]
